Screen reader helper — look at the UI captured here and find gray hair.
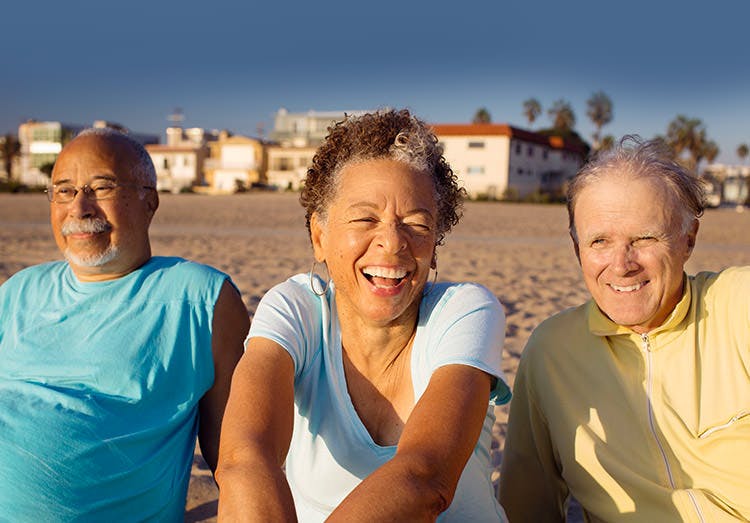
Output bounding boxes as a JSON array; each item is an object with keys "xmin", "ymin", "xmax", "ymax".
[
  {"xmin": 75, "ymin": 127, "xmax": 157, "ymax": 187},
  {"xmin": 567, "ymin": 135, "xmax": 705, "ymax": 241}
]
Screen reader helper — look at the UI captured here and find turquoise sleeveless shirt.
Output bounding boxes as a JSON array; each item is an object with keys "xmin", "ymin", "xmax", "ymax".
[{"xmin": 0, "ymin": 257, "xmax": 229, "ymax": 522}]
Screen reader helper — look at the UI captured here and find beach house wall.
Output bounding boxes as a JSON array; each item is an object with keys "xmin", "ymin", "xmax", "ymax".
[
  {"xmin": 146, "ymin": 144, "xmax": 207, "ymax": 193},
  {"xmin": 270, "ymin": 108, "xmax": 369, "ymax": 147},
  {"xmin": 203, "ymin": 134, "xmax": 265, "ymax": 194},
  {"xmin": 265, "ymin": 144, "xmax": 317, "ymax": 191},
  {"xmin": 432, "ymin": 124, "xmax": 585, "ymax": 199}
]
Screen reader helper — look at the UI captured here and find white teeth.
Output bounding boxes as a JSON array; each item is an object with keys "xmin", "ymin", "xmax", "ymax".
[
  {"xmin": 362, "ymin": 266, "xmax": 407, "ymax": 279},
  {"xmin": 610, "ymin": 282, "xmax": 645, "ymax": 292}
]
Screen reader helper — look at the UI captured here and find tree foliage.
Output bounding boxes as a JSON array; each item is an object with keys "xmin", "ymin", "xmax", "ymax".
[
  {"xmin": 737, "ymin": 143, "xmax": 749, "ymax": 163},
  {"xmin": 1, "ymin": 133, "xmax": 21, "ymax": 182},
  {"xmin": 547, "ymin": 99, "xmax": 576, "ymax": 132},
  {"xmin": 664, "ymin": 115, "xmax": 717, "ymax": 171},
  {"xmin": 586, "ymin": 91, "xmax": 613, "ymax": 150},
  {"xmin": 522, "ymin": 98, "xmax": 542, "ymax": 128},
  {"xmin": 472, "ymin": 107, "xmax": 492, "ymax": 124}
]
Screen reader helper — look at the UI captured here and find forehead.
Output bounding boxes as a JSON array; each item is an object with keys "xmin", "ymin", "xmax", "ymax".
[
  {"xmin": 574, "ymin": 175, "xmax": 679, "ymax": 233},
  {"xmin": 52, "ymin": 135, "xmax": 138, "ymax": 182},
  {"xmin": 334, "ymin": 158, "xmax": 436, "ymax": 204}
]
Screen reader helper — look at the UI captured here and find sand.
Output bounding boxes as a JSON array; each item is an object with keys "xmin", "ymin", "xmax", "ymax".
[{"xmin": 2, "ymin": 192, "xmax": 749, "ymax": 521}]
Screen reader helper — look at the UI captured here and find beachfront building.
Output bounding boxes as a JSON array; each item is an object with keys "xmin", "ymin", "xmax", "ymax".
[
  {"xmin": 270, "ymin": 108, "xmax": 369, "ymax": 147},
  {"xmin": 265, "ymin": 144, "xmax": 316, "ymax": 191},
  {"xmin": 431, "ymin": 124, "xmax": 587, "ymax": 199},
  {"xmin": 145, "ymin": 127, "xmax": 218, "ymax": 193},
  {"xmin": 702, "ymin": 163, "xmax": 750, "ymax": 205},
  {"xmin": 17, "ymin": 120, "xmax": 158, "ymax": 187},
  {"xmin": 202, "ymin": 133, "xmax": 265, "ymax": 194},
  {"xmin": 264, "ymin": 107, "xmax": 370, "ymax": 190}
]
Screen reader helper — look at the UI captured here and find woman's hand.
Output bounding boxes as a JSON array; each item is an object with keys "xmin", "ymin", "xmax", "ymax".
[
  {"xmin": 215, "ymin": 338, "xmax": 298, "ymax": 522},
  {"xmin": 327, "ymin": 364, "xmax": 493, "ymax": 522}
]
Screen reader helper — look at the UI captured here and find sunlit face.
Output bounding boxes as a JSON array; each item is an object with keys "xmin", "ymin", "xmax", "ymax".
[
  {"xmin": 573, "ymin": 174, "xmax": 697, "ymax": 333},
  {"xmin": 50, "ymin": 134, "xmax": 158, "ymax": 281},
  {"xmin": 311, "ymin": 158, "xmax": 438, "ymax": 328}
]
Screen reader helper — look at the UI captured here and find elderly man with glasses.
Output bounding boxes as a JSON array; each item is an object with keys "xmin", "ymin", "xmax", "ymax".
[{"xmin": 0, "ymin": 128, "xmax": 249, "ymax": 521}]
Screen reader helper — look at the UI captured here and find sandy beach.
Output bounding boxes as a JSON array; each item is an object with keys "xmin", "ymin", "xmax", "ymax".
[{"xmin": 2, "ymin": 192, "xmax": 749, "ymax": 520}]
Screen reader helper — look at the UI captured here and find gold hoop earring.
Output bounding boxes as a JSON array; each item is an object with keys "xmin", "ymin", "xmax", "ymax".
[{"xmin": 310, "ymin": 260, "xmax": 330, "ymax": 297}]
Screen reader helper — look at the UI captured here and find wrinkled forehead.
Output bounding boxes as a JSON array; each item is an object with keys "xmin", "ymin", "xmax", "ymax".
[{"xmin": 52, "ymin": 135, "xmax": 140, "ymax": 183}]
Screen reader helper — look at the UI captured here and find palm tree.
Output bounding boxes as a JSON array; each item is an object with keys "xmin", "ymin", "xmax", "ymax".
[
  {"xmin": 599, "ymin": 135, "xmax": 616, "ymax": 152},
  {"xmin": 472, "ymin": 107, "xmax": 492, "ymax": 124},
  {"xmin": 586, "ymin": 91, "xmax": 613, "ymax": 150},
  {"xmin": 703, "ymin": 141, "xmax": 719, "ymax": 165},
  {"xmin": 665, "ymin": 115, "xmax": 713, "ymax": 171},
  {"xmin": 737, "ymin": 144, "xmax": 749, "ymax": 164},
  {"xmin": 1, "ymin": 133, "xmax": 21, "ymax": 183},
  {"xmin": 547, "ymin": 99, "xmax": 576, "ymax": 132},
  {"xmin": 522, "ymin": 98, "xmax": 542, "ymax": 128}
]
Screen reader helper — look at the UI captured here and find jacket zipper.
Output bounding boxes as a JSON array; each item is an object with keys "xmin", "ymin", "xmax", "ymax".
[
  {"xmin": 641, "ymin": 333, "xmax": 705, "ymax": 522},
  {"xmin": 698, "ymin": 411, "xmax": 750, "ymax": 439}
]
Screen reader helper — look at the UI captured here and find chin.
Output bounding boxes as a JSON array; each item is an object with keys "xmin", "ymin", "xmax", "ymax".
[{"xmin": 65, "ymin": 246, "xmax": 120, "ymax": 268}]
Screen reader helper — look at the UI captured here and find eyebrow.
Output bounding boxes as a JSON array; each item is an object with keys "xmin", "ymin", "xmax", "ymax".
[
  {"xmin": 347, "ymin": 202, "xmax": 435, "ymax": 218},
  {"xmin": 52, "ymin": 174, "xmax": 118, "ymax": 185}
]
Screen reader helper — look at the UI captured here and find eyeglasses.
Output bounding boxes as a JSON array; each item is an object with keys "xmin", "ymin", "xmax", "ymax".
[{"xmin": 46, "ymin": 181, "xmax": 155, "ymax": 203}]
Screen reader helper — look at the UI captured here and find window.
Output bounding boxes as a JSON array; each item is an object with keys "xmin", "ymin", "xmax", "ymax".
[
  {"xmin": 543, "ymin": 149, "xmax": 549, "ymax": 160},
  {"xmin": 466, "ymin": 166, "xmax": 485, "ymax": 175},
  {"xmin": 468, "ymin": 141, "xmax": 485, "ymax": 149},
  {"xmin": 515, "ymin": 143, "xmax": 521, "ymax": 155},
  {"xmin": 527, "ymin": 145, "xmax": 533, "ymax": 157},
  {"xmin": 163, "ymin": 158, "xmax": 169, "ymax": 169}
]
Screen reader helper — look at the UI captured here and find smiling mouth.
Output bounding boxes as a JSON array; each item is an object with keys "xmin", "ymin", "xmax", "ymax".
[
  {"xmin": 362, "ymin": 266, "xmax": 409, "ymax": 288},
  {"xmin": 608, "ymin": 281, "xmax": 648, "ymax": 293}
]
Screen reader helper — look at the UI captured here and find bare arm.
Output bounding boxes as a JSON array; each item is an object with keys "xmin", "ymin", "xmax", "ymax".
[
  {"xmin": 215, "ymin": 337, "xmax": 297, "ymax": 522},
  {"xmin": 198, "ymin": 280, "xmax": 249, "ymax": 472},
  {"xmin": 328, "ymin": 364, "xmax": 493, "ymax": 522}
]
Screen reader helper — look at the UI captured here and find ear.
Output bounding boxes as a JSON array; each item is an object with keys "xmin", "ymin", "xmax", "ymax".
[
  {"xmin": 310, "ymin": 212, "xmax": 326, "ymax": 263},
  {"xmin": 570, "ymin": 231, "xmax": 582, "ymax": 264},
  {"xmin": 685, "ymin": 218, "xmax": 699, "ymax": 258},
  {"xmin": 144, "ymin": 189, "xmax": 159, "ymax": 220},
  {"xmin": 430, "ymin": 249, "xmax": 437, "ymax": 270}
]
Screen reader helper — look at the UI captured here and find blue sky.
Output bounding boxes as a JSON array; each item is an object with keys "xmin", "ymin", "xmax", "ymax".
[{"xmin": 3, "ymin": 0, "xmax": 749, "ymax": 164}]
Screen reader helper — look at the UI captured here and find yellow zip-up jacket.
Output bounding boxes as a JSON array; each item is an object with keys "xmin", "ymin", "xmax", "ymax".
[{"xmin": 500, "ymin": 267, "xmax": 750, "ymax": 522}]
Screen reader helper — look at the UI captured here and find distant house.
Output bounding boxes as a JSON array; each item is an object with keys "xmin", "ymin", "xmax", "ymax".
[
  {"xmin": 431, "ymin": 124, "xmax": 587, "ymax": 199},
  {"xmin": 146, "ymin": 126, "xmax": 217, "ymax": 193},
  {"xmin": 702, "ymin": 163, "xmax": 750, "ymax": 205},
  {"xmin": 270, "ymin": 108, "xmax": 368, "ymax": 147},
  {"xmin": 265, "ymin": 144, "xmax": 316, "ymax": 191},
  {"xmin": 202, "ymin": 133, "xmax": 265, "ymax": 194},
  {"xmin": 18, "ymin": 120, "xmax": 158, "ymax": 187}
]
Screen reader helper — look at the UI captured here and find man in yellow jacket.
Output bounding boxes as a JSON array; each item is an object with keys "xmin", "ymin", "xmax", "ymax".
[{"xmin": 500, "ymin": 137, "xmax": 749, "ymax": 522}]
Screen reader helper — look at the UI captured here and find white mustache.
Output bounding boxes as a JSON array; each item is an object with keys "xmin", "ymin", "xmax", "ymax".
[{"xmin": 61, "ymin": 218, "xmax": 112, "ymax": 236}]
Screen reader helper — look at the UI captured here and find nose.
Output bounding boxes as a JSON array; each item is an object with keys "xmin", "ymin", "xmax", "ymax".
[
  {"xmin": 377, "ymin": 222, "xmax": 407, "ymax": 254},
  {"xmin": 611, "ymin": 243, "xmax": 639, "ymax": 274},
  {"xmin": 67, "ymin": 188, "xmax": 98, "ymax": 219}
]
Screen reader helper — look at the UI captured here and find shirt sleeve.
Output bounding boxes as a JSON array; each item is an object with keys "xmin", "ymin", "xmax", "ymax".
[
  {"xmin": 499, "ymin": 332, "xmax": 569, "ymax": 521},
  {"xmin": 416, "ymin": 283, "xmax": 510, "ymax": 404},
  {"xmin": 246, "ymin": 275, "xmax": 322, "ymax": 379}
]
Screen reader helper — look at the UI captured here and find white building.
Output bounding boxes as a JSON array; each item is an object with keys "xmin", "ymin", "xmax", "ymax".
[
  {"xmin": 202, "ymin": 134, "xmax": 265, "ymax": 194},
  {"xmin": 270, "ymin": 108, "xmax": 369, "ymax": 147},
  {"xmin": 146, "ymin": 127, "xmax": 217, "ymax": 193},
  {"xmin": 431, "ymin": 124, "xmax": 587, "ymax": 199},
  {"xmin": 265, "ymin": 144, "xmax": 316, "ymax": 191},
  {"xmin": 702, "ymin": 163, "xmax": 750, "ymax": 205}
]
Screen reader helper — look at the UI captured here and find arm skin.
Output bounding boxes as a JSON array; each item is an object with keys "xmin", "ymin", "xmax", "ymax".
[
  {"xmin": 498, "ymin": 361, "xmax": 568, "ymax": 522},
  {"xmin": 328, "ymin": 364, "xmax": 493, "ymax": 522},
  {"xmin": 198, "ymin": 280, "xmax": 250, "ymax": 472},
  {"xmin": 215, "ymin": 337, "xmax": 297, "ymax": 522}
]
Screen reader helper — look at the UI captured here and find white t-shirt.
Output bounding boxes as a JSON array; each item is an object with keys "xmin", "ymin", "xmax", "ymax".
[{"xmin": 248, "ymin": 274, "xmax": 510, "ymax": 522}]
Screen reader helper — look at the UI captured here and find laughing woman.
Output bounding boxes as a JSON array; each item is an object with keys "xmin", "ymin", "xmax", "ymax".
[{"xmin": 216, "ymin": 109, "xmax": 510, "ymax": 522}]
